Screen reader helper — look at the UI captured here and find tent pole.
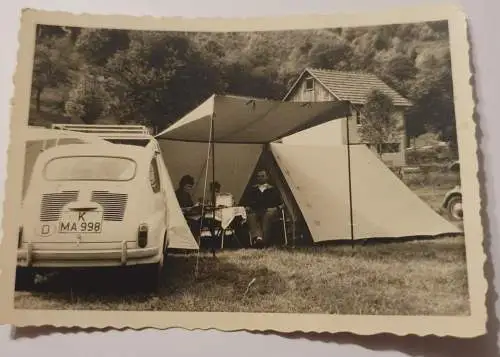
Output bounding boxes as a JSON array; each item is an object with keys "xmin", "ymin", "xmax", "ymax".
[
  {"xmin": 210, "ymin": 113, "xmax": 216, "ymax": 258},
  {"xmin": 345, "ymin": 110, "xmax": 355, "ymax": 249}
]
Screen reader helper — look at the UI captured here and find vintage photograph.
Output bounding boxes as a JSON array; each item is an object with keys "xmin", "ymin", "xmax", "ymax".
[{"xmin": 0, "ymin": 6, "xmax": 487, "ymax": 336}]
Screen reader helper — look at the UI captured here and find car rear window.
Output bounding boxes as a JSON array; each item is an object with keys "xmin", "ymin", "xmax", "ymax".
[{"xmin": 44, "ymin": 156, "xmax": 137, "ymax": 181}]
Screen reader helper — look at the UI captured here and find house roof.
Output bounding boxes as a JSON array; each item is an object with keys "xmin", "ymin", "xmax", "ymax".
[{"xmin": 283, "ymin": 68, "xmax": 412, "ymax": 107}]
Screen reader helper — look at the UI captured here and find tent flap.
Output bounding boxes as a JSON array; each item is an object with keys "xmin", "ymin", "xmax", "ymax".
[
  {"xmin": 157, "ymin": 155, "xmax": 199, "ymax": 250},
  {"xmin": 156, "ymin": 94, "xmax": 351, "ymax": 144}
]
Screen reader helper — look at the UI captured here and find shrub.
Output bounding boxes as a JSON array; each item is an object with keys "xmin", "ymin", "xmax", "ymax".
[
  {"xmin": 402, "ymin": 168, "xmax": 459, "ymax": 188},
  {"xmin": 406, "ymin": 145, "xmax": 454, "ymax": 166}
]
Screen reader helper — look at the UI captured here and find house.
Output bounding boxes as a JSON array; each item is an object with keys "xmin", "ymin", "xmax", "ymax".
[{"xmin": 281, "ymin": 68, "xmax": 413, "ymax": 168}]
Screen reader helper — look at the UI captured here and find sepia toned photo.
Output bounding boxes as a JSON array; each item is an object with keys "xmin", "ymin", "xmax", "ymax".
[{"xmin": 0, "ymin": 5, "xmax": 488, "ymax": 337}]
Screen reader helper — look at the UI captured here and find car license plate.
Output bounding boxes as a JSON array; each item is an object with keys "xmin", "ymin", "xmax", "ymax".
[{"xmin": 58, "ymin": 210, "xmax": 103, "ymax": 234}]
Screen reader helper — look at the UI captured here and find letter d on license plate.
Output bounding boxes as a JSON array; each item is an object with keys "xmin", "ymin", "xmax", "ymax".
[{"xmin": 58, "ymin": 210, "xmax": 103, "ymax": 233}]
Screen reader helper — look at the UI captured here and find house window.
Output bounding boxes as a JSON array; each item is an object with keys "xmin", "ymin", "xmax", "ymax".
[
  {"xmin": 355, "ymin": 109, "xmax": 361, "ymax": 125},
  {"xmin": 149, "ymin": 157, "xmax": 161, "ymax": 193},
  {"xmin": 304, "ymin": 77, "xmax": 314, "ymax": 91}
]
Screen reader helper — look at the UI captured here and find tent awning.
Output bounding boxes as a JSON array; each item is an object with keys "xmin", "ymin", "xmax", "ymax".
[{"xmin": 155, "ymin": 94, "xmax": 351, "ymax": 144}]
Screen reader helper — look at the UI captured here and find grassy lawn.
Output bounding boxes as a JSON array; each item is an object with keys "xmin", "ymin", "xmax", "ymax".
[
  {"xmin": 14, "ymin": 235, "xmax": 469, "ymax": 316},
  {"xmin": 411, "ymin": 185, "xmax": 449, "ymax": 212}
]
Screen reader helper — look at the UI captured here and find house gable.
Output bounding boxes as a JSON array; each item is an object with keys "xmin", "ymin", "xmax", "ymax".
[
  {"xmin": 283, "ymin": 68, "xmax": 412, "ymax": 108},
  {"xmin": 284, "ymin": 70, "xmax": 340, "ymax": 103},
  {"xmin": 283, "ymin": 69, "xmax": 337, "ymax": 102}
]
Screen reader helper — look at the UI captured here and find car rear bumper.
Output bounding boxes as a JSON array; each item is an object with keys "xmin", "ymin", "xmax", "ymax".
[{"xmin": 17, "ymin": 241, "xmax": 160, "ymax": 268}]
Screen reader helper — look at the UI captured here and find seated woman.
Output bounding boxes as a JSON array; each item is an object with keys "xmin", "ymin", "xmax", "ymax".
[{"xmin": 175, "ymin": 175, "xmax": 202, "ymax": 236}]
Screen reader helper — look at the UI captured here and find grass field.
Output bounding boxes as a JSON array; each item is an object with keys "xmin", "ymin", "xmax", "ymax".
[{"xmin": 14, "ymin": 234, "xmax": 469, "ymax": 315}]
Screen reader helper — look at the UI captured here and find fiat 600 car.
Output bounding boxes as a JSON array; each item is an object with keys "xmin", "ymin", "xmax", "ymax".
[{"xmin": 17, "ymin": 140, "xmax": 171, "ymax": 291}]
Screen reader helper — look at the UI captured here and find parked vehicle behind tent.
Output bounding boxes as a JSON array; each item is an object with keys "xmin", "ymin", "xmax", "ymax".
[{"xmin": 441, "ymin": 160, "xmax": 463, "ymax": 221}]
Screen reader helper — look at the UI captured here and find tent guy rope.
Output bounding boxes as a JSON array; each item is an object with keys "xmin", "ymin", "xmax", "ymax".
[{"xmin": 194, "ymin": 114, "xmax": 214, "ymax": 280}]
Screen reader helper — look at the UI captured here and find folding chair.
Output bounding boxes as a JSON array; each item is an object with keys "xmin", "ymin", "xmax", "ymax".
[
  {"xmin": 247, "ymin": 205, "xmax": 290, "ymax": 247},
  {"xmin": 278, "ymin": 206, "xmax": 289, "ymax": 246}
]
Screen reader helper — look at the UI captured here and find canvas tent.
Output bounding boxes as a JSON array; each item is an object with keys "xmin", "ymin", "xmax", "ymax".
[
  {"xmin": 156, "ymin": 94, "xmax": 461, "ymax": 244},
  {"xmin": 271, "ymin": 143, "xmax": 461, "ymax": 241},
  {"xmin": 20, "ymin": 126, "xmax": 199, "ymax": 251},
  {"xmin": 157, "ymin": 94, "xmax": 351, "ymax": 202}
]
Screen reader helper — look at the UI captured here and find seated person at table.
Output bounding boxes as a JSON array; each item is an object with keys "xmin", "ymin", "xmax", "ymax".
[
  {"xmin": 211, "ymin": 181, "xmax": 221, "ymax": 195},
  {"xmin": 198, "ymin": 181, "xmax": 220, "ymax": 207},
  {"xmin": 175, "ymin": 175, "xmax": 202, "ymax": 235},
  {"xmin": 243, "ymin": 169, "xmax": 283, "ymax": 247},
  {"xmin": 201, "ymin": 181, "xmax": 235, "ymax": 208},
  {"xmin": 206, "ymin": 181, "xmax": 221, "ymax": 206}
]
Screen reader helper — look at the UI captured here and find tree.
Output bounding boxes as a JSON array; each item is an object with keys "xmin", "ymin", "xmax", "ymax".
[
  {"xmin": 74, "ymin": 28, "xmax": 130, "ymax": 66},
  {"xmin": 405, "ymin": 108, "xmax": 427, "ymax": 147},
  {"xmin": 29, "ymin": 21, "xmax": 455, "ymax": 143},
  {"xmin": 375, "ymin": 51, "xmax": 417, "ymax": 97},
  {"xmin": 100, "ymin": 32, "xmax": 223, "ymax": 131},
  {"xmin": 31, "ymin": 35, "xmax": 72, "ymax": 112},
  {"xmin": 307, "ymin": 37, "xmax": 354, "ymax": 70},
  {"xmin": 358, "ymin": 89, "xmax": 398, "ymax": 156},
  {"xmin": 64, "ymin": 70, "xmax": 113, "ymax": 124},
  {"xmin": 36, "ymin": 24, "xmax": 80, "ymax": 40},
  {"xmin": 408, "ymin": 47, "xmax": 457, "ymax": 152}
]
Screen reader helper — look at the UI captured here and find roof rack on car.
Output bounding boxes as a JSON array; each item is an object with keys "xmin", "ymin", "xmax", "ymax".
[
  {"xmin": 51, "ymin": 124, "xmax": 153, "ymax": 137},
  {"xmin": 46, "ymin": 124, "xmax": 157, "ymax": 151}
]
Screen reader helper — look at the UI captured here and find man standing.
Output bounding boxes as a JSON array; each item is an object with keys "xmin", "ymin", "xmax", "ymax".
[{"xmin": 243, "ymin": 169, "xmax": 283, "ymax": 247}]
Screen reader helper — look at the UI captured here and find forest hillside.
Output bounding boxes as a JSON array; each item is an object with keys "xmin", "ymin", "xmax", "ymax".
[{"xmin": 30, "ymin": 21, "xmax": 455, "ymax": 147}]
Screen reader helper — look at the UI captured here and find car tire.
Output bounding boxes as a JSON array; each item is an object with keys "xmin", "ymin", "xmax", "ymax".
[
  {"xmin": 141, "ymin": 246, "xmax": 166, "ymax": 293},
  {"xmin": 136, "ymin": 233, "xmax": 168, "ymax": 293},
  {"xmin": 136, "ymin": 261, "xmax": 162, "ymax": 293},
  {"xmin": 446, "ymin": 194, "xmax": 463, "ymax": 221}
]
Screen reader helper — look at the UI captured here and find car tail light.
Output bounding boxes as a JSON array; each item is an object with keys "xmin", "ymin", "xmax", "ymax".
[
  {"xmin": 138, "ymin": 223, "xmax": 148, "ymax": 248},
  {"xmin": 18, "ymin": 226, "xmax": 23, "ymax": 248}
]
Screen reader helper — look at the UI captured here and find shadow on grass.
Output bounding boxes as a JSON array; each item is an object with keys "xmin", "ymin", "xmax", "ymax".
[
  {"xmin": 162, "ymin": 253, "xmax": 286, "ymax": 298},
  {"xmin": 14, "ymin": 252, "xmax": 286, "ymax": 312}
]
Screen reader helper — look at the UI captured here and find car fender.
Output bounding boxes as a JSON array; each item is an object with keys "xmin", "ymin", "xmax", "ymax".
[
  {"xmin": 442, "ymin": 190, "xmax": 462, "ymax": 208},
  {"xmin": 141, "ymin": 210, "xmax": 167, "ymax": 246}
]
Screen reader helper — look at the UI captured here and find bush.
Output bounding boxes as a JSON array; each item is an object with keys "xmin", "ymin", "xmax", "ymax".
[
  {"xmin": 402, "ymin": 169, "xmax": 460, "ymax": 188},
  {"xmin": 406, "ymin": 145, "xmax": 455, "ymax": 166}
]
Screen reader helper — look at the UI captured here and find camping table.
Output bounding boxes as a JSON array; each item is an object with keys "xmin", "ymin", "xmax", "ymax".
[
  {"xmin": 200, "ymin": 206, "xmax": 247, "ymax": 248},
  {"xmin": 203, "ymin": 206, "xmax": 247, "ymax": 229}
]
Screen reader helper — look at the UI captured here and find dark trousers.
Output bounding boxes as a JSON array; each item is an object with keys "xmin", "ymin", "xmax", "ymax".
[
  {"xmin": 247, "ymin": 207, "xmax": 279, "ymax": 245},
  {"xmin": 186, "ymin": 216, "xmax": 201, "ymax": 240}
]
